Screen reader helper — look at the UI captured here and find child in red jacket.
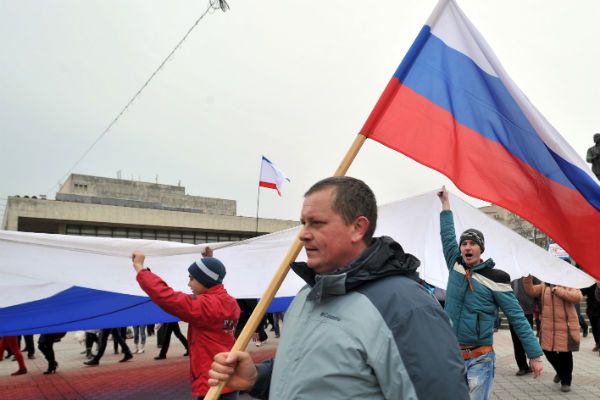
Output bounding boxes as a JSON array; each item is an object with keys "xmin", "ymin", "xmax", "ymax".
[{"xmin": 132, "ymin": 248, "xmax": 240, "ymax": 399}]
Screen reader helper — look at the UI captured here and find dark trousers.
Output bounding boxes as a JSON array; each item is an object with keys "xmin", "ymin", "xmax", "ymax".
[
  {"xmin": 19, "ymin": 335, "xmax": 35, "ymax": 357},
  {"xmin": 92, "ymin": 328, "xmax": 132, "ymax": 362},
  {"xmin": 85, "ymin": 332, "xmax": 99, "ymax": 352},
  {"xmin": 158, "ymin": 322, "xmax": 188, "ymax": 357},
  {"xmin": 38, "ymin": 334, "xmax": 56, "ymax": 367},
  {"xmin": 113, "ymin": 327, "xmax": 128, "ymax": 353},
  {"xmin": 509, "ymin": 314, "xmax": 534, "ymax": 371},
  {"xmin": 590, "ymin": 315, "xmax": 600, "ymax": 345},
  {"xmin": 575, "ymin": 304, "xmax": 588, "ymax": 335},
  {"xmin": 544, "ymin": 350, "xmax": 573, "ymax": 386}
]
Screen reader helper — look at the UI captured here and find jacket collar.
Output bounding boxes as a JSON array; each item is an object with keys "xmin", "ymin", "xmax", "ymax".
[
  {"xmin": 457, "ymin": 257, "xmax": 495, "ymax": 272},
  {"xmin": 291, "ymin": 236, "xmax": 420, "ymax": 303}
]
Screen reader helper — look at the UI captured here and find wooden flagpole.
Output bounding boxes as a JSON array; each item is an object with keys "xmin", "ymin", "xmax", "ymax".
[
  {"xmin": 205, "ymin": 134, "xmax": 367, "ymax": 399},
  {"xmin": 255, "ymin": 158, "xmax": 263, "ymax": 233}
]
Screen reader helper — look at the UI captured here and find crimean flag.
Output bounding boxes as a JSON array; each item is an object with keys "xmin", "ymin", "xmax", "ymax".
[
  {"xmin": 359, "ymin": 0, "xmax": 600, "ymax": 278},
  {"xmin": 259, "ymin": 156, "xmax": 290, "ymax": 196}
]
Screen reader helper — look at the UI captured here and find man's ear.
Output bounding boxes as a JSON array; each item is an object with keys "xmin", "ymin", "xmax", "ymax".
[{"xmin": 351, "ymin": 216, "xmax": 370, "ymax": 243}]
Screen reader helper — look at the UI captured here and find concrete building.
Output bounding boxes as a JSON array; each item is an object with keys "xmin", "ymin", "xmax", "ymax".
[
  {"xmin": 480, "ymin": 203, "xmax": 548, "ymax": 248},
  {"xmin": 2, "ymin": 174, "xmax": 298, "ymax": 243}
]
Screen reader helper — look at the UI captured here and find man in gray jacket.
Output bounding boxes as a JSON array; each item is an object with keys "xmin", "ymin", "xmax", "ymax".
[{"xmin": 209, "ymin": 176, "xmax": 469, "ymax": 399}]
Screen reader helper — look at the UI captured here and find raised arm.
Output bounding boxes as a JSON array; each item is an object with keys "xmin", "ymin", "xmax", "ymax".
[
  {"xmin": 437, "ymin": 185, "xmax": 451, "ymax": 211},
  {"xmin": 522, "ymin": 275, "xmax": 543, "ymax": 298},
  {"xmin": 437, "ymin": 186, "xmax": 460, "ymax": 270},
  {"xmin": 132, "ymin": 250, "xmax": 215, "ymax": 325}
]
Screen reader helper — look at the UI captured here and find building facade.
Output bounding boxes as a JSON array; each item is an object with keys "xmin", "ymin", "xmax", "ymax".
[
  {"xmin": 2, "ymin": 174, "xmax": 298, "ymax": 243},
  {"xmin": 480, "ymin": 203, "xmax": 549, "ymax": 248}
]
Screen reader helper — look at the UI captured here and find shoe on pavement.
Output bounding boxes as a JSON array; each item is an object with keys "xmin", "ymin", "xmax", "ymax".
[
  {"xmin": 119, "ymin": 353, "xmax": 133, "ymax": 363},
  {"xmin": 553, "ymin": 374, "xmax": 561, "ymax": 383},
  {"xmin": 11, "ymin": 368, "xmax": 27, "ymax": 376},
  {"xmin": 84, "ymin": 359, "xmax": 99, "ymax": 366},
  {"xmin": 515, "ymin": 368, "xmax": 532, "ymax": 376},
  {"xmin": 593, "ymin": 345, "xmax": 600, "ymax": 352},
  {"xmin": 560, "ymin": 385, "xmax": 571, "ymax": 392},
  {"xmin": 154, "ymin": 355, "xmax": 166, "ymax": 360}
]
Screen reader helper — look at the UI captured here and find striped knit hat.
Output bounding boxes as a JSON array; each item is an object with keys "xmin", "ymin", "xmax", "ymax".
[{"xmin": 188, "ymin": 257, "xmax": 226, "ymax": 288}]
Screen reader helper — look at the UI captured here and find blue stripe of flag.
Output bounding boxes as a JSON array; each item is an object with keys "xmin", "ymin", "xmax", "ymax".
[{"xmin": 393, "ymin": 26, "xmax": 600, "ymax": 210}]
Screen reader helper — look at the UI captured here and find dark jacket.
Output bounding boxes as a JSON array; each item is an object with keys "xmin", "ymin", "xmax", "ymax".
[
  {"xmin": 250, "ymin": 236, "xmax": 469, "ymax": 399},
  {"xmin": 582, "ymin": 284, "xmax": 600, "ymax": 317}
]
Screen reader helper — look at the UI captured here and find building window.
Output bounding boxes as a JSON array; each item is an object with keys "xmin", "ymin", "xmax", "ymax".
[
  {"xmin": 169, "ymin": 231, "xmax": 182, "ymax": 242},
  {"xmin": 128, "ymin": 229, "xmax": 142, "ymax": 239},
  {"xmin": 97, "ymin": 227, "xmax": 112, "ymax": 237},
  {"xmin": 64, "ymin": 224, "xmax": 250, "ymax": 244},
  {"xmin": 80, "ymin": 226, "xmax": 96, "ymax": 236},
  {"xmin": 156, "ymin": 230, "xmax": 169, "ymax": 241},
  {"xmin": 113, "ymin": 228, "xmax": 128, "ymax": 238},
  {"xmin": 142, "ymin": 229, "xmax": 156, "ymax": 240},
  {"xmin": 182, "ymin": 231, "xmax": 194, "ymax": 244}
]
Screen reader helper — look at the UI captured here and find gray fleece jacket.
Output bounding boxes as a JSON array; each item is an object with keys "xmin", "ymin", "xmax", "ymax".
[{"xmin": 249, "ymin": 236, "xmax": 469, "ymax": 400}]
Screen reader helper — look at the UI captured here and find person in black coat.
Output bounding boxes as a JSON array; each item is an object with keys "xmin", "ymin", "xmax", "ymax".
[
  {"xmin": 582, "ymin": 283, "xmax": 600, "ymax": 352},
  {"xmin": 38, "ymin": 333, "xmax": 66, "ymax": 374}
]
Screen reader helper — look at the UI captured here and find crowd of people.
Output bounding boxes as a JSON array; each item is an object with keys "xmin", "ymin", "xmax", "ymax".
[{"xmin": 3, "ymin": 175, "xmax": 600, "ymax": 400}]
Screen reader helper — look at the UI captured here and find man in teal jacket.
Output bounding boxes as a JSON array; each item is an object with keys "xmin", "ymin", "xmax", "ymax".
[{"xmin": 437, "ymin": 186, "xmax": 543, "ymax": 400}]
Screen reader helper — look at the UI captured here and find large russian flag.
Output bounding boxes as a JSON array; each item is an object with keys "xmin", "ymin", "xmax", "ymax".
[
  {"xmin": 2, "ymin": 192, "xmax": 594, "ymax": 335},
  {"xmin": 360, "ymin": 0, "xmax": 600, "ymax": 278}
]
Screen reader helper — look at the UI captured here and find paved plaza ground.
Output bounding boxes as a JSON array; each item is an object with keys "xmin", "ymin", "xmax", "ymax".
[{"xmin": 2, "ymin": 327, "xmax": 600, "ymax": 399}]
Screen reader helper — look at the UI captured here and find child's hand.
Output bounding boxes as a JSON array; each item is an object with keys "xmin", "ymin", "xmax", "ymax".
[
  {"xmin": 202, "ymin": 246, "xmax": 214, "ymax": 257},
  {"xmin": 132, "ymin": 250, "xmax": 145, "ymax": 272}
]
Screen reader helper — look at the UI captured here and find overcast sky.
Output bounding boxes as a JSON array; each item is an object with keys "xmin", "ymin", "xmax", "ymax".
[{"xmin": 1, "ymin": 0, "xmax": 598, "ymax": 222}]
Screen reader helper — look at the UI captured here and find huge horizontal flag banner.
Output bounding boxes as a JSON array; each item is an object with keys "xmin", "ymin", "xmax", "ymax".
[
  {"xmin": 1, "ymin": 191, "xmax": 593, "ymax": 335},
  {"xmin": 359, "ymin": 0, "xmax": 600, "ymax": 278}
]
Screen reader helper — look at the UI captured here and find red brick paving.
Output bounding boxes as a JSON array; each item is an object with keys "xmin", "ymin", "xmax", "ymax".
[
  {"xmin": 5, "ymin": 328, "xmax": 600, "ymax": 399},
  {"xmin": 0, "ymin": 327, "xmax": 276, "ymax": 400}
]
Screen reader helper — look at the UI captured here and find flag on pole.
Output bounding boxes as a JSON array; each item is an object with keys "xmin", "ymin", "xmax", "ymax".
[
  {"xmin": 359, "ymin": 0, "xmax": 600, "ymax": 278},
  {"xmin": 259, "ymin": 156, "xmax": 290, "ymax": 196}
]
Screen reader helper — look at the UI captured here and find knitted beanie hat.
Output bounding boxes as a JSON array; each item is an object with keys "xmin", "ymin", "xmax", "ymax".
[
  {"xmin": 188, "ymin": 257, "xmax": 226, "ymax": 288},
  {"xmin": 459, "ymin": 228, "xmax": 485, "ymax": 253}
]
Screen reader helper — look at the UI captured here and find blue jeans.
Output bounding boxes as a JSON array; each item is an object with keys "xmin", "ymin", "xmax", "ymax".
[{"xmin": 465, "ymin": 351, "xmax": 495, "ymax": 400}]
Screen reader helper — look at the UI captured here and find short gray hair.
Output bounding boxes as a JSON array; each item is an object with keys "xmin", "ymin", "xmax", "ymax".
[{"xmin": 305, "ymin": 176, "xmax": 377, "ymax": 244}]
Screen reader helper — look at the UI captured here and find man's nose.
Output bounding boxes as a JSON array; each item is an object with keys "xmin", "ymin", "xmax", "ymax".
[{"xmin": 299, "ymin": 226, "xmax": 310, "ymax": 241}]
